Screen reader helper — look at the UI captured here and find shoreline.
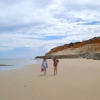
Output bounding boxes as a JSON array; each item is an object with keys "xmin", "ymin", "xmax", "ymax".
[{"xmin": 0, "ymin": 58, "xmax": 42, "ymax": 71}]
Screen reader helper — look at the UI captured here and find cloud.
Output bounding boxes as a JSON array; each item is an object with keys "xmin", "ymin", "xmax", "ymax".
[{"xmin": 0, "ymin": 0, "xmax": 100, "ymax": 58}]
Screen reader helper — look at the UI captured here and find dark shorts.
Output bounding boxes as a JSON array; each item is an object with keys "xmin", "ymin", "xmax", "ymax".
[{"xmin": 43, "ymin": 67, "xmax": 47, "ymax": 71}]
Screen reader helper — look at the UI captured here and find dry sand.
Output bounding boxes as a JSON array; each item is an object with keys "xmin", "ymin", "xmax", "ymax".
[{"xmin": 0, "ymin": 59, "xmax": 100, "ymax": 100}]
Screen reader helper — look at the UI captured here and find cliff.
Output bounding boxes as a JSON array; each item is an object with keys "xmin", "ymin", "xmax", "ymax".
[{"xmin": 45, "ymin": 36, "xmax": 100, "ymax": 59}]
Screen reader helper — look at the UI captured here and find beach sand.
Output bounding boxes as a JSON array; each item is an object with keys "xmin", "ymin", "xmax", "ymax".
[{"xmin": 0, "ymin": 59, "xmax": 100, "ymax": 100}]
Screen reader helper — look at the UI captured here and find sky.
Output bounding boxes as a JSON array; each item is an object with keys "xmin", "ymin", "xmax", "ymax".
[{"xmin": 0, "ymin": 0, "xmax": 100, "ymax": 58}]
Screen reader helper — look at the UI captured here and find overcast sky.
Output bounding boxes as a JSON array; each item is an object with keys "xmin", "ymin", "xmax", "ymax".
[{"xmin": 0, "ymin": 0, "xmax": 100, "ymax": 58}]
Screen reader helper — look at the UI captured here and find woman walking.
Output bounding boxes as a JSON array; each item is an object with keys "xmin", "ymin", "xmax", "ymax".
[{"xmin": 52, "ymin": 56, "xmax": 59, "ymax": 75}]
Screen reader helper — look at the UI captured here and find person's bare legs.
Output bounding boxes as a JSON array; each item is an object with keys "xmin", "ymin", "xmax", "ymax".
[
  {"xmin": 53, "ymin": 66, "xmax": 56, "ymax": 75},
  {"xmin": 55, "ymin": 66, "xmax": 57, "ymax": 74},
  {"xmin": 44, "ymin": 69, "xmax": 46, "ymax": 75},
  {"xmin": 45, "ymin": 70, "xmax": 46, "ymax": 74},
  {"xmin": 54, "ymin": 66, "xmax": 58, "ymax": 75}
]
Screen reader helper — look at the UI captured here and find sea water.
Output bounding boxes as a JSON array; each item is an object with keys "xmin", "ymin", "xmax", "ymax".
[{"xmin": 0, "ymin": 58, "xmax": 42, "ymax": 71}]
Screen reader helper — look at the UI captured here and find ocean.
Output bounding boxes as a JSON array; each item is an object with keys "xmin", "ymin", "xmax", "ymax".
[{"xmin": 0, "ymin": 58, "xmax": 42, "ymax": 71}]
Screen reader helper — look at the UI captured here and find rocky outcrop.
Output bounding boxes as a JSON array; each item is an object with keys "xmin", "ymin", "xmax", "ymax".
[
  {"xmin": 93, "ymin": 53, "xmax": 100, "ymax": 60},
  {"xmin": 0, "ymin": 64, "xmax": 13, "ymax": 66}
]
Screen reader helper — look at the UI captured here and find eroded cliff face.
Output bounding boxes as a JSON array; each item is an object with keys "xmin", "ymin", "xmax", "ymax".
[{"xmin": 46, "ymin": 37, "xmax": 100, "ymax": 56}]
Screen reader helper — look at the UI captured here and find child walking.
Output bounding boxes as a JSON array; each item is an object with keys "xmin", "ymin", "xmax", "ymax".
[{"xmin": 42, "ymin": 58, "xmax": 48, "ymax": 75}]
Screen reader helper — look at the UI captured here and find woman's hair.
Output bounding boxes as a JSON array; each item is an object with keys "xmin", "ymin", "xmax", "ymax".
[
  {"xmin": 53, "ymin": 56, "xmax": 56, "ymax": 59},
  {"xmin": 53, "ymin": 56, "xmax": 57, "ymax": 60}
]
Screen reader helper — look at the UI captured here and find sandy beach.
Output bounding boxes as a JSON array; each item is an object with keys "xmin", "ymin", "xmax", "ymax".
[{"xmin": 0, "ymin": 59, "xmax": 100, "ymax": 100}]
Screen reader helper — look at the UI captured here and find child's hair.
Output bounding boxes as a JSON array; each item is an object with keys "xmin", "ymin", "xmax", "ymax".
[{"xmin": 44, "ymin": 57, "xmax": 46, "ymax": 60}]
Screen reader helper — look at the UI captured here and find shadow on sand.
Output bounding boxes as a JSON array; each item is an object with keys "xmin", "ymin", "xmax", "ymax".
[{"xmin": 39, "ymin": 74, "xmax": 56, "ymax": 76}]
